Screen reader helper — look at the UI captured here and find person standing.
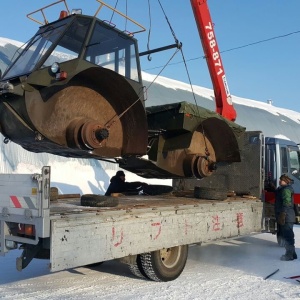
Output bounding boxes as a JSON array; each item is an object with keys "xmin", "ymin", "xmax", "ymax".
[{"xmin": 275, "ymin": 174, "xmax": 297, "ymax": 261}]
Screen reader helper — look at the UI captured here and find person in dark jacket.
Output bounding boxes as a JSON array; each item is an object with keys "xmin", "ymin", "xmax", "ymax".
[
  {"xmin": 275, "ymin": 174, "xmax": 297, "ymax": 261},
  {"xmin": 105, "ymin": 170, "xmax": 147, "ymax": 196}
]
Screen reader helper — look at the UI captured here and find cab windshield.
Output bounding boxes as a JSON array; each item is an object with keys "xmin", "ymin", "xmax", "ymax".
[
  {"xmin": 3, "ymin": 17, "xmax": 72, "ymax": 80},
  {"xmin": 2, "ymin": 14, "xmax": 140, "ymax": 82},
  {"xmin": 2, "ymin": 16, "xmax": 91, "ymax": 80}
]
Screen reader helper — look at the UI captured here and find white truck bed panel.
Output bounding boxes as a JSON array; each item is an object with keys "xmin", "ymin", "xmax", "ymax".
[
  {"xmin": 50, "ymin": 196, "xmax": 262, "ymax": 272},
  {"xmin": 0, "ymin": 174, "xmax": 40, "ymax": 217}
]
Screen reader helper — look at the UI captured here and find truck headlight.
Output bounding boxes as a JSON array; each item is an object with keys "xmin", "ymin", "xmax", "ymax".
[{"xmin": 51, "ymin": 62, "xmax": 60, "ymax": 74}]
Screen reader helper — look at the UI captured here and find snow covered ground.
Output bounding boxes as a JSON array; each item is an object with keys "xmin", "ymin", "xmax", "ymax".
[{"xmin": 1, "ymin": 226, "xmax": 300, "ymax": 300}]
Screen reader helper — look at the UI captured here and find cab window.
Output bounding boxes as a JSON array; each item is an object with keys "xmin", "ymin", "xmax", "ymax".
[
  {"xmin": 289, "ymin": 147, "xmax": 300, "ymax": 180},
  {"xmin": 84, "ymin": 21, "xmax": 139, "ymax": 81}
]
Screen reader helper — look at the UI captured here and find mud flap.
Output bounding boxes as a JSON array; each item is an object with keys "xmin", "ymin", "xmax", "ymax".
[{"xmin": 16, "ymin": 240, "xmax": 43, "ymax": 271}]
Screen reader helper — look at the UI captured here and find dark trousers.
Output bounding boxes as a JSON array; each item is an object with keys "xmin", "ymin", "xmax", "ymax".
[{"xmin": 281, "ymin": 222, "xmax": 295, "ymax": 246}]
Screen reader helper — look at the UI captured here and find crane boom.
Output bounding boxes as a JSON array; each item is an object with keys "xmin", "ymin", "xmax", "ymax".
[{"xmin": 190, "ymin": 0, "xmax": 236, "ymax": 122}]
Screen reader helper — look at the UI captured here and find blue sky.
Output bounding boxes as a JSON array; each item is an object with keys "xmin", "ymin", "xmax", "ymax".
[{"xmin": 1, "ymin": 0, "xmax": 300, "ymax": 112}]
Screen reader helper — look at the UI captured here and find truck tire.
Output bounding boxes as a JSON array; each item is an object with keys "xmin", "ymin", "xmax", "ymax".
[
  {"xmin": 128, "ymin": 255, "xmax": 149, "ymax": 279},
  {"xmin": 80, "ymin": 194, "xmax": 119, "ymax": 207},
  {"xmin": 194, "ymin": 187, "xmax": 227, "ymax": 200},
  {"xmin": 139, "ymin": 245, "xmax": 188, "ymax": 282}
]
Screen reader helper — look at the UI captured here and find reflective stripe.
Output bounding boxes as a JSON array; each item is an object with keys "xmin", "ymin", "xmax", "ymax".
[
  {"xmin": 24, "ymin": 196, "xmax": 36, "ymax": 209},
  {"xmin": 10, "ymin": 196, "xmax": 37, "ymax": 209},
  {"xmin": 10, "ymin": 195, "xmax": 22, "ymax": 208}
]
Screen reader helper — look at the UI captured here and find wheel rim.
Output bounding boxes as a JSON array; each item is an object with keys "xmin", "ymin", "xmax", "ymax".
[{"xmin": 159, "ymin": 247, "xmax": 182, "ymax": 269}]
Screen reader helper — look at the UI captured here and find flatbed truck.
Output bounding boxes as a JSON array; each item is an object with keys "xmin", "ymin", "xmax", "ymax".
[
  {"xmin": 0, "ymin": 0, "xmax": 299, "ymax": 283},
  {"xmin": 0, "ymin": 166, "xmax": 262, "ymax": 282}
]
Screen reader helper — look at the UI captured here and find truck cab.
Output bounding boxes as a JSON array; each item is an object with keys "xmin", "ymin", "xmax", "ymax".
[{"xmin": 264, "ymin": 137, "xmax": 300, "ymax": 205}]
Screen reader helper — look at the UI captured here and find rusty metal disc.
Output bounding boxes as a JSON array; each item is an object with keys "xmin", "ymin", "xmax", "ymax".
[
  {"xmin": 80, "ymin": 120, "xmax": 106, "ymax": 150},
  {"xmin": 66, "ymin": 118, "xmax": 87, "ymax": 149},
  {"xmin": 193, "ymin": 156, "xmax": 213, "ymax": 178},
  {"xmin": 183, "ymin": 154, "xmax": 214, "ymax": 179}
]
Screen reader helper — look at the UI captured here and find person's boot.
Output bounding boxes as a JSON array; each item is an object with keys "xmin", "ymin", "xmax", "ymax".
[
  {"xmin": 293, "ymin": 248, "xmax": 298, "ymax": 259},
  {"xmin": 280, "ymin": 245, "xmax": 294, "ymax": 261}
]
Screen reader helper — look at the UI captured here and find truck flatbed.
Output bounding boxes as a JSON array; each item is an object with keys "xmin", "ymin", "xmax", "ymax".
[
  {"xmin": 0, "ymin": 168, "xmax": 263, "ymax": 281},
  {"xmin": 47, "ymin": 194, "xmax": 262, "ymax": 272}
]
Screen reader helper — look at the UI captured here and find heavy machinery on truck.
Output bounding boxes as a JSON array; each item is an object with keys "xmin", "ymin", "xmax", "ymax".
[
  {"xmin": 0, "ymin": 0, "xmax": 299, "ymax": 282},
  {"xmin": 0, "ymin": 0, "xmax": 244, "ymax": 180}
]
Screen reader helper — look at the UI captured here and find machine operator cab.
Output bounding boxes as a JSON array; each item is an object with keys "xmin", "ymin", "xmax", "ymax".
[{"xmin": 2, "ymin": 2, "xmax": 143, "ymax": 83}]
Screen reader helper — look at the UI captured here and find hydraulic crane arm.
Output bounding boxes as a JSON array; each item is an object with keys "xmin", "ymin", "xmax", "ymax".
[{"xmin": 190, "ymin": 0, "xmax": 237, "ymax": 122}]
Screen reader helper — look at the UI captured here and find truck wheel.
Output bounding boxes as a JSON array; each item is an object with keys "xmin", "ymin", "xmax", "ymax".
[
  {"xmin": 139, "ymin": 245, "xmax": 188, "ymax": 282},
  {"xmin": 194, "ymin": 187, "xmax": 227, "ymax": 200},
  {"xmin": 128, "ymin": 255, "xmax": 149, "ymax": 279},
  {"xmin": 80, "ymin": 194, "xmax": 119, "ymax": 207}
]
